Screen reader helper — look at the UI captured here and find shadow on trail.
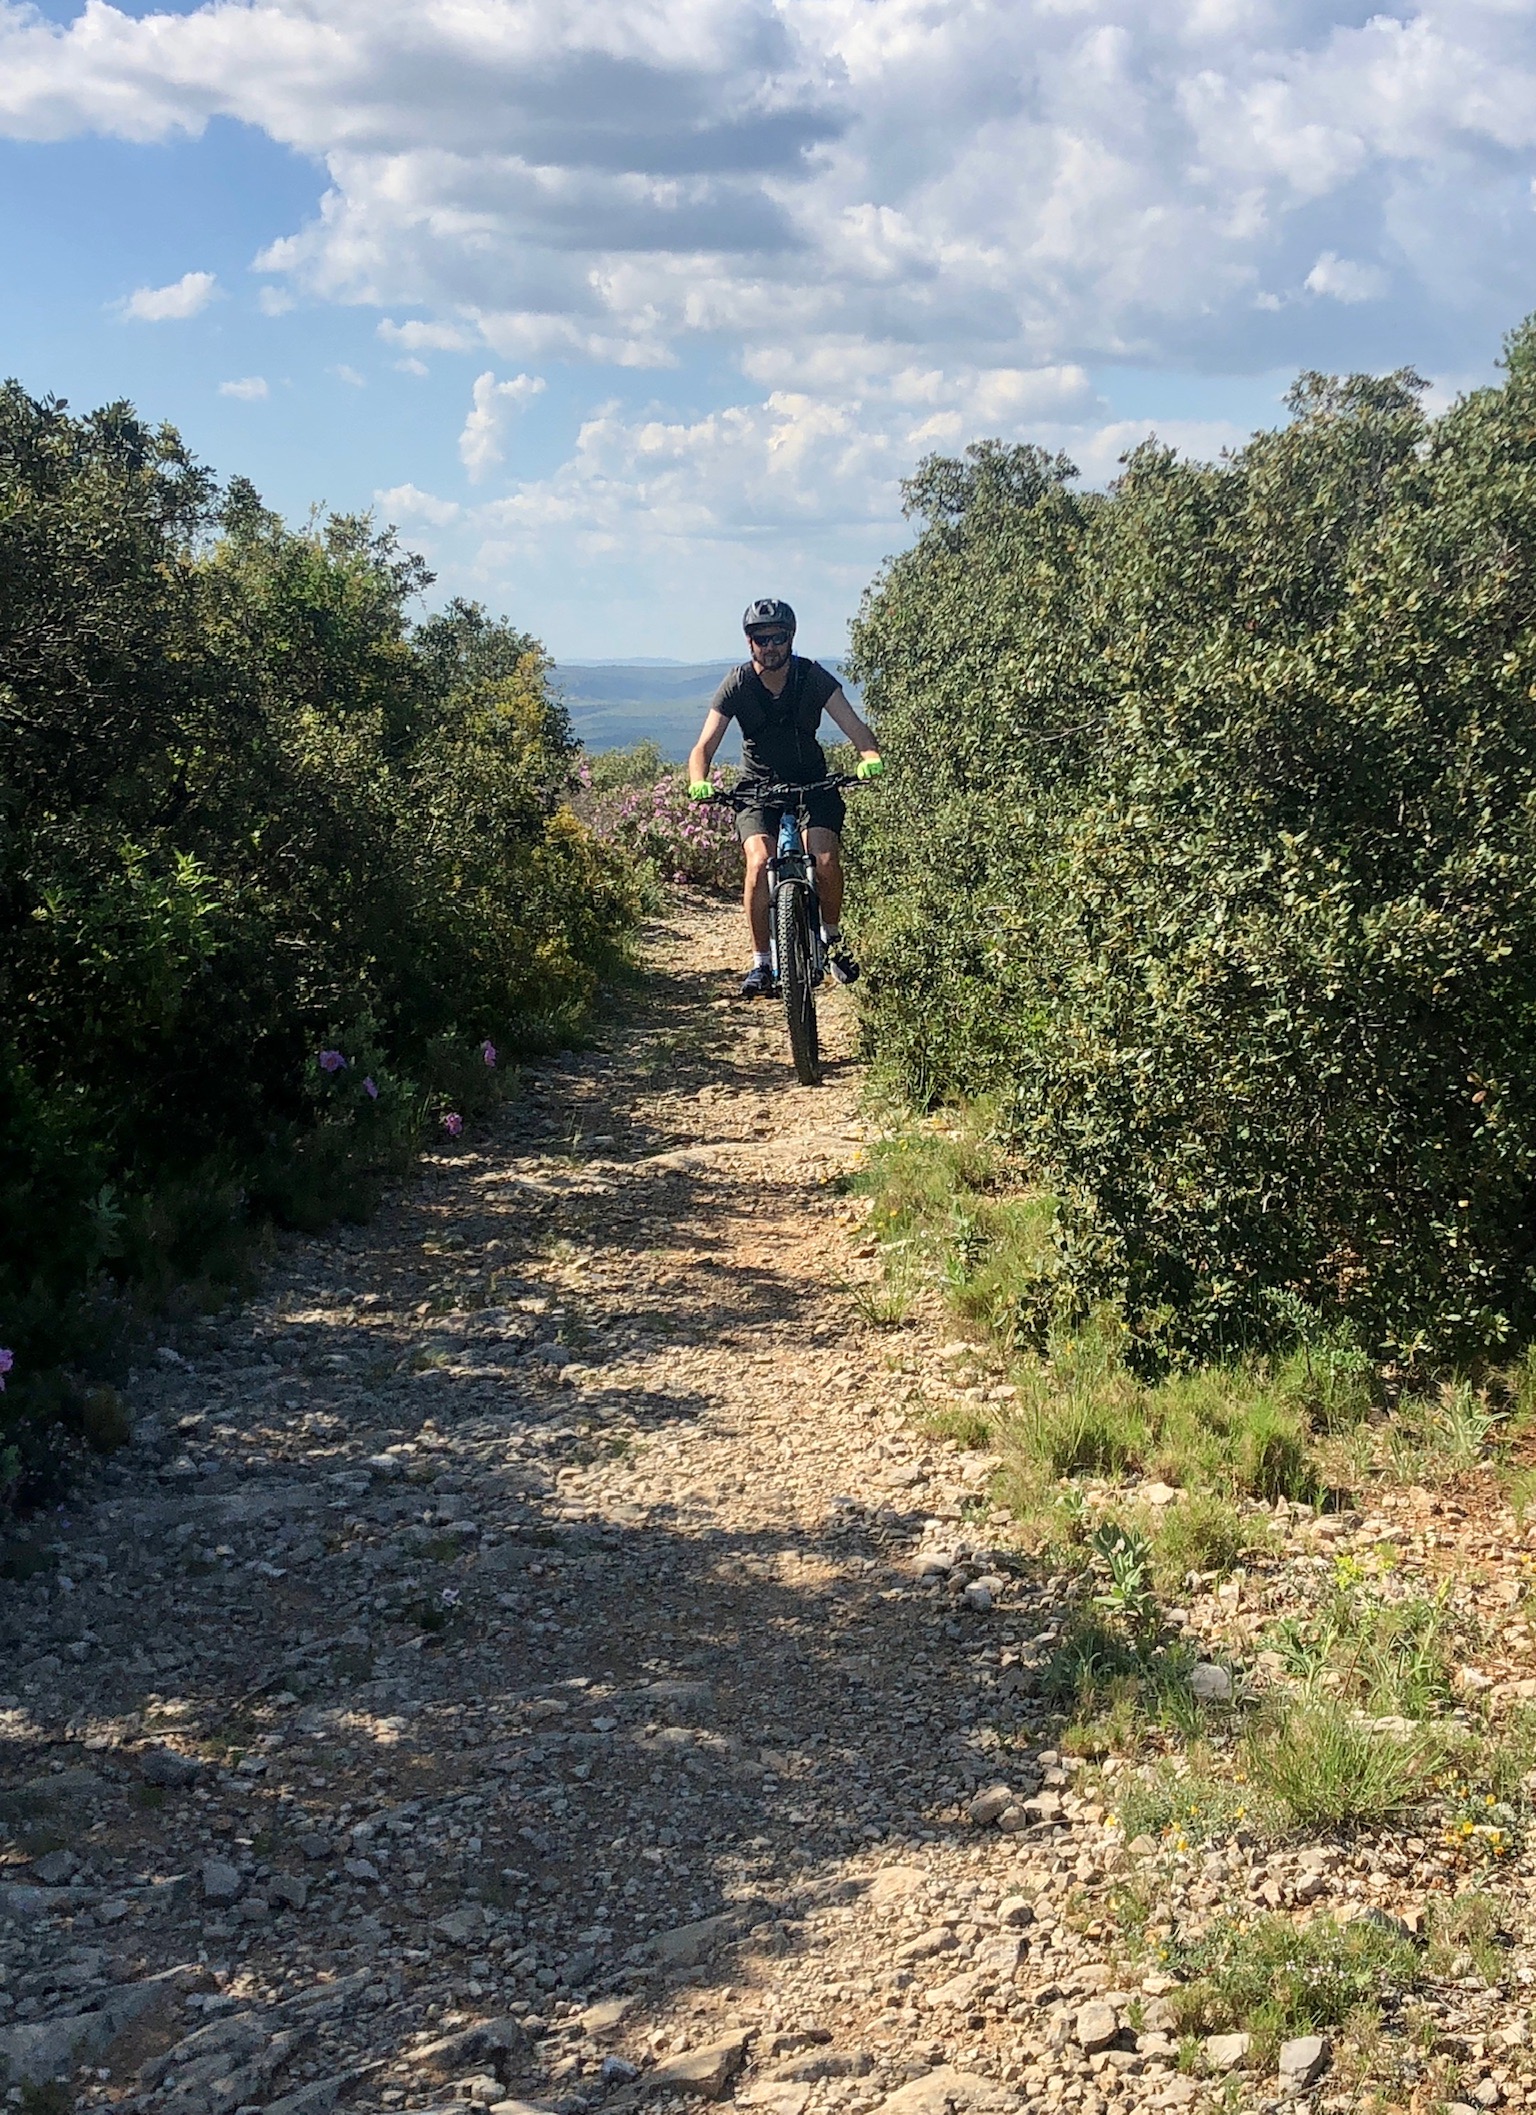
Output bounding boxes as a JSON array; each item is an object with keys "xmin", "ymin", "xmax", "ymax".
[{"xmin": 0, "ymin": 904, "xmax": 1062, "ymax": 2097}]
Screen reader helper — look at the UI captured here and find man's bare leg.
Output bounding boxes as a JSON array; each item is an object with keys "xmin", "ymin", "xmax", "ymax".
[
  {"xmin": 808, "ymin": 829, "xmax": 844, "ymax": 930},
  {"xmin": 743, "ymin": 833, "xmax": 772, "ymax": 954}
]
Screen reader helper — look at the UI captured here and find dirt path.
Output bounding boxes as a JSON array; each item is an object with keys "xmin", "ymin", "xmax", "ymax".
[{"xmin": 1, "ymin": 903, "xmax": 1105, "ymax": 2115}]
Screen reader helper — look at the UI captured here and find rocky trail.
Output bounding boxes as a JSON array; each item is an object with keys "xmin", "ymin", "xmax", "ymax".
[
  {"xmin": 9, "ymin": 902, "xmax": 1536, "ymax": 2115},
  {"xmin": 0, "ymin": 905, "xmax": 1095, "ymax": 2115}
]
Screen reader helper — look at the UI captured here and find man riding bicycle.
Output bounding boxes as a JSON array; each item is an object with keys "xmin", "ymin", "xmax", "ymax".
[{"xmin": 687, "ymin": 598, "xmax": 882, "ymax": 999}]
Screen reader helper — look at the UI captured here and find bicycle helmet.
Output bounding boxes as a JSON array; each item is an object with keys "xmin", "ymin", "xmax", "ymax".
[{"xmin": 742, "ymin": 597, "xmax": 796, "ymax": 637}]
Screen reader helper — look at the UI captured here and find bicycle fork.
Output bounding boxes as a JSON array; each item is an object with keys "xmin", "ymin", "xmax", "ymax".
[{"xmin": 769, "ymin": 818, "xmax": 827, "ymax": 987}]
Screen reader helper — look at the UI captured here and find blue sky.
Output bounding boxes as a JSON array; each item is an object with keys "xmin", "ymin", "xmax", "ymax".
[{"xmin": 2, "ymin": 1, "xmax": 1532, "ymax": 660}]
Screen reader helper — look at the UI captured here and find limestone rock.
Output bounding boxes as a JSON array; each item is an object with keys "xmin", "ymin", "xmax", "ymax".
[
  {"xmin": 1204, "ymin": 2032, "xmax": 1252, "ymax": 2070},
  {"xmin": 770, "ymin": 2051, "xmax": 873, "ymax": 2082},
  {"xmin": 642, "ymin": 2029, "xmax": 753, "ymax": 2100},
  {"xmin": 877, "ymin": 2067, "xmax": 1013, "ymax": 2115},
  {"xmin": 1278, "ymin": 2035, "xmax": 1330, "ymax": 2093},
  {"xmin": 0, "ymin": 1974, "xmax": 178, "ymax": 2086},
  {"xmin": 967, "ymin": 1783, "xmax": 1013, "ymax": 1826},
  {"xmin": 201, "ymin": 1857, "xmax": 244, "ymax": 1904},
  {"xmin": 643, "ymin": 1912, "xmax": 737, "ymax": 1967},
  {"xmin": 580, "ymin": 1997, "xmax": 638, "ymax": 2038},
  {"xmin": 1075, "ymin": 2001, "xmax": 1120, "ymax": 2053},
  {"xmin": 30, "ymin": 1848, "xmax": 79, "ymax": 1884},
  {"xmin": 410, "ymin": 2017, "xmax": 526, "ymax": 2084},
  {"xmin": 141, "ymin": 1744, "xmax": 202, "ymax": 1788}
]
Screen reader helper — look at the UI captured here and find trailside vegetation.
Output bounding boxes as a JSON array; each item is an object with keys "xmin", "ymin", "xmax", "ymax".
[
  {"xmin": 0, "ymin": 385, "xmax": 636, "ymax": 1480},
  {"xmin": 848, "ymin": 320, "xmax": 1536, "ymax": 1366}
]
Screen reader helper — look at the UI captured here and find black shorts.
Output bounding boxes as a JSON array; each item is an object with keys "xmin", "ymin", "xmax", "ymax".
[{"xmin": 735, "ymin": 784, "xmax": 846, "ymax": 845}]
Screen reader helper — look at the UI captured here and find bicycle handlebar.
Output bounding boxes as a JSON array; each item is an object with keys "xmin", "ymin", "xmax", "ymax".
[{"xmin": 706, "ymin": 773, "xmax": 861, "ymax": 810}]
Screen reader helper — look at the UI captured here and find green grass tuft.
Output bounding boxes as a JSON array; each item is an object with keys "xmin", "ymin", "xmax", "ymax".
[{"xmin": 1242, "ymin": 1700, "xmax": 1444, "ymax": 1829}]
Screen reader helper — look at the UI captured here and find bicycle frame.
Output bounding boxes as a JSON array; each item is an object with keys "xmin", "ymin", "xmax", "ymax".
[{"xmin": 768, "ymin": 804, "xmax": 827, "ymax": 989}]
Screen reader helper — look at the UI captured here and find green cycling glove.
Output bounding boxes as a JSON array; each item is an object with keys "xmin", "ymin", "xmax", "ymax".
[
  {"xmin": 856, "ymin": 756, "xmax": 885, "ymax": 780},
  {"xmin": 687, "ymin": 780, "xmax": 713, "ymax": 801}
]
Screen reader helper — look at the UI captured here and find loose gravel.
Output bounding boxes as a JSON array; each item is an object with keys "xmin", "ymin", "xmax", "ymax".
[{"xmin": 4, "ymin": 903, "xmax": 1536, "ymax": 2115}]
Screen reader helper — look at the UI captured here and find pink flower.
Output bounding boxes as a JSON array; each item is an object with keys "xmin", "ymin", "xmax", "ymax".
[
  {"xmin": 481, "ymin": 1040, "xmax": 497, "ymax": 1067},
  {"xmin": 0, "ymin": 1347, "xmax": 12, "ymax": 1391},
  {"xmin": 443, "ymin": 1112, "xmax": 463, "ymax": 1137},
  {"xmin": 363, "ymin": 1077, "xmax": 379, "ymax": 1100},
  {"xmin": 318, "ymin": 1049, "xmax": 347, "ymax": 1074}
]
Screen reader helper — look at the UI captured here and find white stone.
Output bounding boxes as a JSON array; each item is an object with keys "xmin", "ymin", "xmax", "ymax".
[
  {"xmin": 1204, "ymin": 2032, "xmax": 1251, "ymax": 2070},
  {"xmin": 1278, "ymin": 2034, "xmax": 1330, "ymax": 2092},
  {"xmin": 968, "ymin": 1783, "xmax": 1014, "ymax": 1826},
  {"xmin": 1075, "ymin": 2001, "xmax": 1119, "ymax": 2053}
]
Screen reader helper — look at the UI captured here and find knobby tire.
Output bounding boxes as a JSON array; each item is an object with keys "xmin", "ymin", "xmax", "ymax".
[{"xmin": 775, "ymin": 885, "xmax": 822, "ymax": 1087}]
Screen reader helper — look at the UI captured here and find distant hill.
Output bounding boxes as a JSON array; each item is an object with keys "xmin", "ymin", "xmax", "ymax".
[
  {"xmin": 553, "ymin": 660, "xmax": 736, "ymax": 760},
  {"xmin": 553, "ymin": 657, "xmax": 862, "ymax": 760}
]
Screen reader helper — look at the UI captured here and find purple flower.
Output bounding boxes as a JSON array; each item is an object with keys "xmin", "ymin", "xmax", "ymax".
[
  {"xmin": 0, "ymin": 1347, "xmax": 12, "ymax": 1392},
  {"xmin": 318, "ymin": 1049, "xmax": 347, "ymax": 1075},
  {"xmin": 443, "ymin": 1111, "xmax": 463, "ymax": 1137},
  {"xmin": 481, "ymin": 1039, "xmax": 497, "ymax": 1068},
  {"xmin": 363, "ymin": 1076, "xmax": 379, "ymax": 1100}
]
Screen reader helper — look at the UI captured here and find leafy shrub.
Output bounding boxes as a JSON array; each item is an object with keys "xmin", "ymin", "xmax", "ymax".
[
  {"xmin": 849, "ymin": 319, "xmax": 1536, "ymax": 1362},
  {"xmin": 582, "ymin": 740, "xmax": 669, "ymax": 794},
  {"xmin": 0, "ymin": 388, "xmax": 637, "ymax": 1484},
  {"xmin": 585, "ymin": 767, "xmax": 741, "ymax": 893},
  {"xmin": 1167, "ymin": 1913, "xmax": 1420, "ymax": 2051}
]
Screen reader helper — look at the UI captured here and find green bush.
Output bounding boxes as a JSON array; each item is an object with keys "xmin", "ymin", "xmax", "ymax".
[
  {"xmin": 0, "ymin": 388, "xmax": 636, "ymax": 1482},
  {"xmin": 849, "ymin": 319, "xmax": 1536, "ymax": 1362},
  {"xmin": 1167, "ymin": 1912, "xmax": 1420, "ymax": 2050}
]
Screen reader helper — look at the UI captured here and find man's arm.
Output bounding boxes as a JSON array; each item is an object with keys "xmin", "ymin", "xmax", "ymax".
[
  {"xmin": 823, "ymin": 687, "xmax": 880, "ymax": 760},
  {"xmin": 687, "ymin": 708, "xmax": 731, "ymax": 787}
]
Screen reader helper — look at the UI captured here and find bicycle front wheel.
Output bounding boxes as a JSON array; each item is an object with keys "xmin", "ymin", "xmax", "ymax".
[{"xmin": 775, "ymin": 884, "xmax": 822, "ymax": 1087}]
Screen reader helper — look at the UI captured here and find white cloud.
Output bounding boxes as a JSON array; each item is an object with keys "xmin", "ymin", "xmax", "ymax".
[
  {"xmin": 18, "ymin": 0, "xmax": 1536, "ymax": 646},
  {"xmin": 1305, "ymin": 251, "xmax": 1389, "ymax": 304},
  {"xmin": 119, "ymin": 268, "xmax": 217, "ymax": 322},
  {"xmin": 376, "ymin": 481, "xmax": 461, "ymax": 525},
  {"xmin": 395, "ymin": 356, "xmax": 430, "ymax": 376},
  {"xmin": 332, "ymin": 362, "xmax": 367, "ymax": 386},
  {"xmin": 12, "ymin": 1, "xmax": 1536, "ymax": 384},
  {"xmin": 218, "ymin": 375, "xmax": 269, "ymax": 400},
  {"xmin": 258, "ymin": 285, "xmax": 296, "ymax": 316},
  {"xmin": 458, "ymin": 368, "xmax": 546, "ymax": 480},
  {"xmin": 465, "ymin": 382, "xmax": 1239, "ymax": 554}
]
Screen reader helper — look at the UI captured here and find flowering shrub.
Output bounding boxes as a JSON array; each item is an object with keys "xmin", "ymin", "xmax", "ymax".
[{"xmin": 587, "ymin": 769, "xmax": 741, "ymax": 893}]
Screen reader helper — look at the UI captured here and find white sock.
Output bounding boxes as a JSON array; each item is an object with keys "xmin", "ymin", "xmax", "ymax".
[
  {"xmin": 820, "ymin": 924, "xmax": 840, "ymax": 945},
  {"xmin": 752, "ymin": 949, "xmax": 771, "ymax": 968}
]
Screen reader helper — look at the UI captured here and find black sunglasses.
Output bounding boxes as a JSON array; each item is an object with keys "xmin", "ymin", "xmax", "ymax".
[{"xmin": 748, "ymin": 630, "xmax": 791, "ymax": 648}]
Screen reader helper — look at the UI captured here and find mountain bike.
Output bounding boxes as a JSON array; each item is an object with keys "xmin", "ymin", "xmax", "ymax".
[{"xmin": 711, "ymin": 773, "xmax": 861, "ymax": 1087}]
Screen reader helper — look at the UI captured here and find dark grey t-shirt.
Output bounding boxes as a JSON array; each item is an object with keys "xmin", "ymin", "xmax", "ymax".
[{"xmin": 709, "ymin": 657, "xmax": 841, "ymax": 787}]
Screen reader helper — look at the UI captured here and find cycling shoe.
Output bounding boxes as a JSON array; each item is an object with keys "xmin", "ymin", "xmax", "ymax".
[{"xmin": 738, "ymin": 964, "xmax": 777, "ymax": 999}]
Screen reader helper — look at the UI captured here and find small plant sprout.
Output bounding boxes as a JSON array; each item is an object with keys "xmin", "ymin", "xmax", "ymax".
[{"xmin": 1090, "ymin": 1519, "xmax": 1160, "ymax": 1645}]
